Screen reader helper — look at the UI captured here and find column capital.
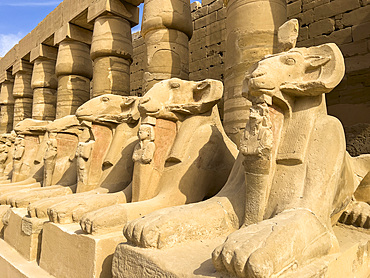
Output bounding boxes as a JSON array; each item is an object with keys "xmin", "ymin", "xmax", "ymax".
[
  {"xmin": 54, "ymin": 23, "xmax": 93, "ymax": 46},
  {"xmin": 0, "ymin": 70, "xmax": 15, "ymax": 84},
  {"xmin": 30, "ymin": 44, "xmax": 58, "ymax": 63},
  {"xmin": 87, "ymin": 0, "xmax": 140, "ymax": 26},
  {"xmin": 12, "ymin": 60, "xmax": 33, "ymax": 75}
]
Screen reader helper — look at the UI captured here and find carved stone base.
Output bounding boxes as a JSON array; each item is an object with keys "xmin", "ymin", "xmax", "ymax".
[
  {"xmin": 0, "ymin": 239, "xmax": 52, "ymax": 278},
  {"xmin": 3, "ymin": 208, "xmax": 43, "ymax": 261},
  {"xmin": 0, "ymin": 205, "xmax": 10, "ymax": 238},
  {"xmin": 39, "ymin": 222, "xmax": 124, "ymax": 278},
  {"xmin": 112, "ymin": 225, "xmax": 370, "ymax": 278}
]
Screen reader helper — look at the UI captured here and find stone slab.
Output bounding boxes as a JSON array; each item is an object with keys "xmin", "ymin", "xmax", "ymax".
[
  {"xmin": 112, "ymin": 225, "xmax": 370, "ymax": 278},
  {"xmin": 0, "ymin": 205, "xmax": 10, "ymax": 238},
  {"xmin": 39, "ymin": 222, "xmax": 124, "ymax": 278},
  {"xmin": 0, "ymin": 239, "xmax": 53, "ymax": 278},
  {"xmin": 3, "ymin": 208, "xmax": 43, "ymax": 261}
]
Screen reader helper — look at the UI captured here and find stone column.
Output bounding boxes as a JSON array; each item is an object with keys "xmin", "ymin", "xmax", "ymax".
[
  {"xmin": 54, "ymin": 23, "xmax": 93, "ymax": 119},
  {"xmin": 88, "ymin": 0, "xmax": 140, "ymax": 97},
  {"xmin": 30, "ymin": 44, "xmax": 58, "ymax": 121},
  {"xmin": 223, "ymin": 0, "xmax": 287, "ymax": 145},
  {"xmin": 0, "ymin": 71, "xmax": 15, "ymax": 134},
  {"xmin": 141, "ymin": 0, "xmax": 192, "ymax": 91},
  {"xmin": 12, "ymin": 60, "xmax": 34, "ymax": 128}
]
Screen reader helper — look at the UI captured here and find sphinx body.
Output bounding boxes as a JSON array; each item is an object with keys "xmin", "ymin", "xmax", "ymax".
[
  {"xmin": 123, "ymin": 41, "xmax": 370, "ymax": 277},
  {"xmin": 76, "ymin": 78, "xmax": 237, "ymax": 234},
  {"xmin": 19, "ymin": 94, "xmax": 141, "ymax": 222}
]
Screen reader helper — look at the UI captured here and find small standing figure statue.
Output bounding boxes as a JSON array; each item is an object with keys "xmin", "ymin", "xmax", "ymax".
[{"xmin": 132, "ymin": 124, "xmax": 155, "ymax": 164}]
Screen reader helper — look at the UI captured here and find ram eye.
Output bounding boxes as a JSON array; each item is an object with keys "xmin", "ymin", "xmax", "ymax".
[
  {"xmin": 281, "ymin": 56, "xmax": 296, "ymax": 66},
  {"xmin": 170, "ymin": 82, "xmax": 180, "ymax": 89},
  {"xmin": 101, "ymin": 97, "xmax": 110, "ymax": 102}
]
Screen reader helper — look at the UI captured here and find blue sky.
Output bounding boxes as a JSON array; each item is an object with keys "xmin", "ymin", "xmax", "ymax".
[{"xmin": 0, "ymin": 0, "xmax": 198, "ymax": 57}]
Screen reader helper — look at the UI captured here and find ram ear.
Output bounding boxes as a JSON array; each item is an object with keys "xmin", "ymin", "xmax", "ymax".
[
  {"xmin": 280, "ymin": 43, "xmax": 345, "ymax": 96},
  {"xmin": 191, "ymin": 79, "xmax": 223, "ymax": 113},
  {"xmin": 277, "ymin": 19, "xmax": 299, "ymax": 52}
]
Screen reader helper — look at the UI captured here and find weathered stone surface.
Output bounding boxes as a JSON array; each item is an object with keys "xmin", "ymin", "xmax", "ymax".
[
  {"xmin": 141, "ymin": 0, "xmax": 192, "ymax": 91},
  {"xmin": 90, "ymin": 15, "xmax": 132, "ymax": 97},
  {"xmin": 55, "ymin": 40, "xmax": 93, "ymax": 118},
  {"xmin": 223, "ymin": 0, "xmax": 287, "ymax": 144}
]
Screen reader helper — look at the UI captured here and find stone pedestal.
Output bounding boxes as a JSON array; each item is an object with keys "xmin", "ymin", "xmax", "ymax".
[
  {"xmin": 55, "ymin": 39, "xmax": 93, "ymax": 119},
  {"xmin": 0, "ymin": 72, "xmax": 15, "ymax": 134},
  {"xmin": 2, "ymin": 208, "xmax": 43, "ymax": 261},
  {"xmin": 223, "ymin": 0, "xmax": 287, "ymax": 145},
  {"xmin": 141, "ymin": 0, "xmax": 192, "ymax": 91},
  {"xmin": 30, "ymin": 44, "xmax": 58, "ymax": 121},
  {"xmin": 39, "ymin": 222, "xmax": 124, "ymax": 278},
  {"xmin": 112, "ymin": 225, "xmax": 370, "ymax": 278},
  {"xmin": 0, "ymin": 239, "xmax": 52, "ymax": 278},
  {"xmin": 12, "ymin": 60, "xmax": 34, "ymax": 128}
]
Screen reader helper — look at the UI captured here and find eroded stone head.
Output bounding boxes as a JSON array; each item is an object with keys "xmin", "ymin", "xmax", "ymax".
[
  {"xmin": 75, "ymin": 94, "xmax": 140, "ymax": 125},
  {"xmin": 138, "ymin": 78, "xmax": 223, "ymax": 121},
  {"xmin": 244, "ymin": 43, "xmax": 345, "ymax": 107}
]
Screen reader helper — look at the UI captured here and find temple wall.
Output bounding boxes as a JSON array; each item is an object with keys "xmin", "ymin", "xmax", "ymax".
[
  {"xmin": 287, "ymin": 0, "xmax": 370, "ymax": 127},
  {"xmin": 131, "ymin": 0, "xmax": 369, "ymax": 129}
]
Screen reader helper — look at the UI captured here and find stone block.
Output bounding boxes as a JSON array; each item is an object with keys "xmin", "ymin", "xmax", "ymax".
[
  {"xmin": 208, "ymin": 0, "xmax": 224, "ymax": 13},
  {"xmin": 111, "ymin": 225, "xmax": 370, "ymax": 278},
  {"xmin": 302, "ymin": 0, "xmax": 329, "ymax": 11},
  {"xmin": 12, "ymin": 60, "xmax": 33, "ymax": 75},
  {"xmin": 87, "ymin": 0, "xmax": 140, "ymax": 25},
  {"xmin": 217, "ymin": 7, "xmax": 226, "ymax": 20},
  {"xmin": 345, "ymin": 52, "xmax": 370, "ymax": 73},
  {"xmin": 0, "ymin": 239, "xmax": 53, "ymax": 278},
  {"xmin": 39, "ymin": 222, "xmax": 124, "ymax": 278},
  {"xmin": 295, "ymin": 9, "xmax": 314, "ymax": 26},
  {"xmin": 298, "ymin": 26, "xmax": 309, "ymax": 41},
  {"xmin": 30, "ymin": 44, "xmax": 58, "ymax": 63},
  {"xmin": 35, "ymin": 3, "xmax": 63, "ymax": 45},
  {"xmin": 309, "ymin": 18, "xmax": 335, "ymax": 38},
  {"xmin": 352, "ymin": 22, "xmax": 370, "ymax": 41},
  {"xmin": 192, "ymin": 6, "xmax": 208, "ymax": 20},
  {"xmin": 194, "ymin": 12, "xmax": 217, "ymax": 29},
  {"xmin": 202, "ymin": 0, "xmax": 216, "ymax": 6},
  {"xmin": 287, "ymin": 0, "xmax": 302, "ymax": 16},
  {"xmin": 314, "ymin": 0, "xmax": 361, "ymax": 21},
  {"xmin": 339, "ymin": 40, "xmax": 368, "ymax": 57},
  {"xmin": 3, "ymin": 208, "xmax": 43, "ymax": 261},
  {"xmin": 207, "ymin": 20, "xmax": 226, "ymax": 35},
  {"xmin": 314, "ymin": 27, "xmax": 352, "ymax": 45},
  {"xmin": 342, "ymin": 5, "xmax": 370, "ymax": 27},
  {"xmin": 54, "ymin": 23, "xmax": 93, "ymax": 45}
]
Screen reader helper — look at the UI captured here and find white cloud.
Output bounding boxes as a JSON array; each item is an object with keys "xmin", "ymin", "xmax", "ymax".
[
  {"xmin": 0, "ymin": 32, "xmax": 23, "ymax": 57},
  {"xmin": 0, "ymin": 1, "xmax": 61, "ymax": 7}
]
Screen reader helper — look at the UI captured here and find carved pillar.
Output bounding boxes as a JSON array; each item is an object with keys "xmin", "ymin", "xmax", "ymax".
[
  {"xmin": 12, "ymin": 60, "xmax": 34, "ymax": 128},
  {"xmin": 141, "ymin": 0, "xmax": 192, "ymax": 91},
  {"xmin": 0, "ymin": 71, "xmax": 15, "ymax": 134},
  {"xmin": 223, "ymin": 0, "xmax": 286, "ymax": 145},
  {"xmin": 30, "ymin": 44, "xmax": 58, "ymax": 121},
  {"xmin": 54, "ymin": 24, "xmax": 93, "ymax": 119},
  {"xmin": 88, "ymin": 0, "xmax": 140, "ymax": 97}
]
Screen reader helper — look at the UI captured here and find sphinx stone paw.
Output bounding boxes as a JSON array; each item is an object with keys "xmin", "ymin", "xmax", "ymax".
[
  {"xmin": 339, "ymin": 201, "xmax": 370, "ymax": 229},
  {"xmin": 212, "ymin": 210, "xmax": 334, "ymax": 277}
]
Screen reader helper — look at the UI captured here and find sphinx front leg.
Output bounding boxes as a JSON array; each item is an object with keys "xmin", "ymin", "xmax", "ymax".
[
  {"xmin": 47, "ymin": 190, "xmax": 128, "ymax": 224},
  {"xmin": 8, "ymin": 185, "xmax": 74, "ymax": 208},
  {"xmin": 212, "ymin": 209, "xmax": 338, "ymax": 278},
  {"xmin": 123, "ymin": 197, "xmax": 238, "ymax": 249},
  {"xmin": 80, "ymin": 193, "xmax": 189, "ymax": 234}
]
